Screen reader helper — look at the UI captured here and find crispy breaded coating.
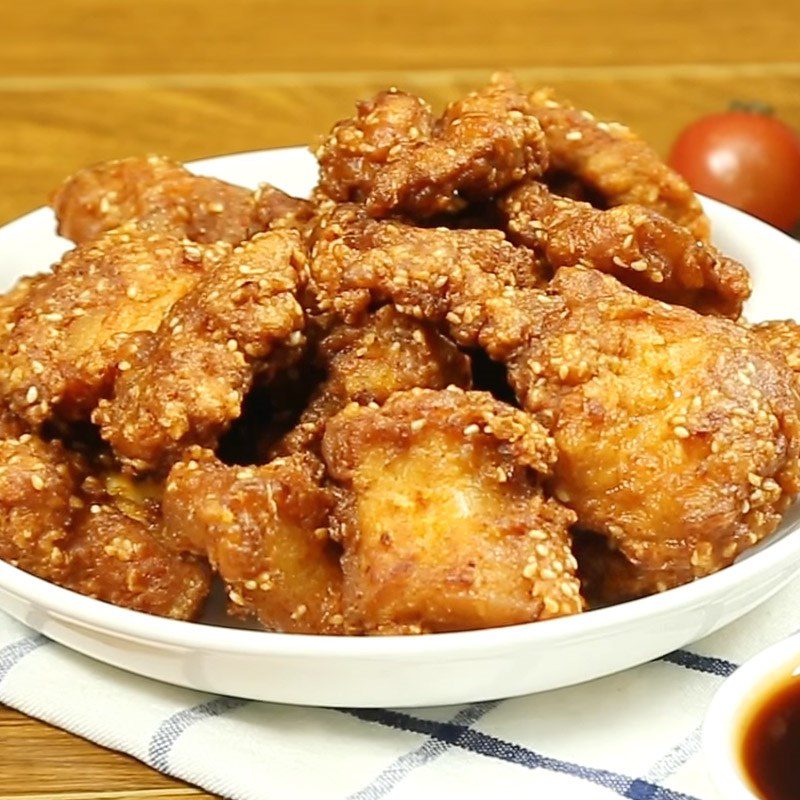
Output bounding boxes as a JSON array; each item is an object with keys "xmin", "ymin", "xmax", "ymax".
[
  {"xmin": 0, "ymin": 225, "xmax": 229, "ymax": 427},
  {"xmin": 317, "ymin": 89, "xmax": 434, "ymax": 205},
  {"xmin": 273, "ymin": 306, "xmax": 472, "ymax": 456},
  {"xmin": 0, "ymin": 427, "xmax": 209, "ymax": 618},
  {"xmin": 62, "ymin": 504, "xmax": 210, "ymax": 619},
  {"xmin": 322, "ymin": 388, "xmax": 581, "ymax": 634},
  {"xmin": 163, "ymin": 448, "xmax": 343, "ymax": 634},
  {"xmin": 51, "ymin": 155, "xmax": 314, "ymax": 246},
  {"xmin": 505, "ymin": 267, "xmax": 800, "ymax": 597},
  {"xmin": 500, "ymin": 181, "xmax": 750, "ymax": 317},
  {"xmin": 51, "ymin": 155, "xmax": 252, "ymax": 244},
  {"xmin": 308, "ymin": 204, "xmax": 544, "ymax": 336},
  {"xmin": 529, "ymin": 88, "xmax": 709, "ymax": 241},
  {"xmin": 94, "ymin": 230, "xmax": 307, "ymax": 473},
  {"xmin": 317, "ymin": 77, "xmax": 547, "ymax": 219},
  {"xmin": 0, "ymin": 273, "xmax": 48, "ymax": 334},
  {"xmin": 752, "ymin": 320, "xmax": 800, "ymax": 379},
  {"xmin": 250, "ymin": 183, "xmax": 316, "ymax": 237},
  {"xmin": 572, "ymin": 531, "xmax": 679, "ymax": 606},
  {"xmin": 0, "ymin": 428, "xmax": 77, "ymax": 582}
]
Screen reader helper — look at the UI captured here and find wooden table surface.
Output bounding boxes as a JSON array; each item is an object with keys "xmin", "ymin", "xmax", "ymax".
[{"xmin": 0, "ymin": 1, "xmax": 798, "ymax": 796}]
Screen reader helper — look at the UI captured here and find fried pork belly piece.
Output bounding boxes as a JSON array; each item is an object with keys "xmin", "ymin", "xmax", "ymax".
[
  {"xmin": 317, "ymin": 77, "xmax": 547, "ymax": 219},
  {"xmin": 274, "ymin": 306, "xmax": 471, "ymax": 456},
  {"xmin": 0, "ymin": 427, "xmax": 209, "ymax": 618},
  {"xmin": 94, "ymin": 230, "xmax": 307, "ymax": 473},
  {"xmin": 317, "ymin": 89, "xmax": 434, "ymax": 206},
  {"xmin": 0, "ymin": 427, "xmax": 76, "ymax": 582},
  {"xmin": 308, "ymin": 204, "xmax": 543, "ymax": 334},
  {"xmin": 0, "ymin": 225, "xmax": 229, "ymax": 427},
  {"xmin": 250, "ymin": 183, "xmax": 316, "ymax": 237},
  {"xmin": 322, "ymin": 388, "xmax": 581, "ymax": 634},
  {"xmin": 51, "ymin": 154, "xmax": 314, "ymax": 245},
  {"xmin": 62, "ymin": 504, "xmax": 210, "ymax": 619},
  {"xmin": 752, "ymin": 320, "xmax": 800, "ymax": 378},
  {"xmin": 500, "ymin": 181, "xmax": 750, "ymax": 317},
  {"xmin": 505, "ymin": 267, "xmax": 800, "ymax": 597},
  {"xmin": 529, "ymin": 88, "xmax": 709, "ymax": 241},
  {"xmin": 163, "ymin": 448, "xmax": 343, "ymax": 634}
]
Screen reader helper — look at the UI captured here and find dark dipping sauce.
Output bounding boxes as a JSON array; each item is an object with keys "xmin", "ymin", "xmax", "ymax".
[{"xmin": 742, "ymin": 675, "xmax": 800, "ymax": 800}]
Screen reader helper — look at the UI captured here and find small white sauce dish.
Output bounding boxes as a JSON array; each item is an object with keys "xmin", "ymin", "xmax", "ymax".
[{"xmin": 703, "ymin": 633, "xmax": 800, "ymax": 799}]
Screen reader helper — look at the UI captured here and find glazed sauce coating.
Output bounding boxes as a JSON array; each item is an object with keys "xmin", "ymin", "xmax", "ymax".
[{"xmin": 742, "ymin": 675, "xmax": 800, "ymax": 800}]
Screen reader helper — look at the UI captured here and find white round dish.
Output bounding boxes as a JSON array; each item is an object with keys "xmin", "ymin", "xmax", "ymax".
[
  {"xmin": 0, "ymin": 146, "xmax": 799, "ymax": 708},
  {"xmin": 703, "ymin": 633, "xmax": 800, "ymax": 799}
]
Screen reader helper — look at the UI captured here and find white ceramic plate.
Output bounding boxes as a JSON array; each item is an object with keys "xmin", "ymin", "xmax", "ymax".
[{"xmin": 1, "ymin": 146, "xmax": 799, "ymax": 708}]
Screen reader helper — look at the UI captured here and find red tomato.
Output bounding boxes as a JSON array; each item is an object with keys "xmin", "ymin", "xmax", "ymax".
[{"xmin": 668, "ymin": 111, "xmax": 800, "ymax": 232}]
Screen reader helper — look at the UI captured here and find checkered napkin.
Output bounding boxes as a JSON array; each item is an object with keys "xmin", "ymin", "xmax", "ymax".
[{"xmin": 2, "ymin": 580, "xmax": 799, "ymax": 800}]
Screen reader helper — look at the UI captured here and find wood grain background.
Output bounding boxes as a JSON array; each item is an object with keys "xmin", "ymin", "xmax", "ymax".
[{"xmin": 1, "ymin": 1, "xmax": 798, "ymax": 797}]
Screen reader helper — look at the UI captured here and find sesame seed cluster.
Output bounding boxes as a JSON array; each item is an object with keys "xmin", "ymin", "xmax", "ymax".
[{"xmin": 0, "ymin": 72, "xmax": 797, "ymax": 633}]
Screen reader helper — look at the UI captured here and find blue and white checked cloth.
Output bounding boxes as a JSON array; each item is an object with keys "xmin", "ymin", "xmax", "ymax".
[{"xmin": 2, "ymin": 578, "xmax": 800, "ymax": 800}]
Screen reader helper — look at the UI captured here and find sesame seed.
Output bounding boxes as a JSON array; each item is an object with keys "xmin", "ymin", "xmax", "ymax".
[
  {"xmin": 555, "ymin": 487, "xmax": 571, "ymax": 503},
  {"xmin": 291, "ymin": 604, "xmax": 308, "ymax": 620},
  {"xmin": 30, "ymin": 474, "xmax": 44, "ymax": 490},
  {"xmin": 25, "ymin": 386, "xmax": 38, "ymax": 404},
  {"xmin": 673, "ymin": 426, "xmax": 690, "ymax": 439},
  {"xmin": 544, "ymin": 597, "xmax": 561, "ymax": 615},
  {"xmin": 228, "ymin": 590, "xmax": 245, "ymax": 606}
]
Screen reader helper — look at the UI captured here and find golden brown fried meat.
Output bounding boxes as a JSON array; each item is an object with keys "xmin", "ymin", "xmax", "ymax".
[
  {"xmin": 310, "ymin": 219, "xmax": 800, "ymax": 597},
  {"xmin": 0, "ymin": 428, "xmax": 77, "ymax": 582},
  {"xmin": 94, "ymin": 231, "xmax": 307, "ymax": 473},
  {"xmin": 505, "ymin": 267, "xmax": 800, "ymax": 598},
  {"xmin": 317, "ymin": 89, "xmax": 434, "ymax": 205},
  {"xmin": 0, "ymin": 225, "xmax": 229, "ymax": 427},
  {"xmin": 62, "ymin": 504, "xmax": 210, "ymax": 619},
  {"xmin": 752, "ymin": 320, "xmax": 800, "ymax": 378},
  {"xmin": 273, "ymin": 306, "xmax": 472, "ymax": 456},
  {"xmin": 529, "ymin": 88, "xmax": 709, "ymax": 241},
  {"xmin": 317, "ymin": 77, "xmax": 547, "ymax": 219},
  {"xmin": 308, "ymin": 204, "xmax": 544, "ymax": 336},
  {"xmin": 322, "ymin": 387, "xmax": 581, "ymax": 634},
  {"xmin": 250, "ymin": 183, "xmax": 316, "ymax": 238},
  {"xmin": 0, "ymin": 273, "xmax": 48, "ymax": 334},
  {"xmin": 51, "ymin": 155, "xmax": 250, "ymax": 244},
  {"xmin": 163, "ymin": 447, "xmax": 343, "ymax": 634},
  {"xmin": 0, "ymin": 428, "xmax": 209, "ymax": 618},
  {"xmin": 500, "ymin": 181, "xmax": 750, "ymax": 318},
  {"xmin": 51, "ymin": 155, "xmax": 314, "ymax": 246}
]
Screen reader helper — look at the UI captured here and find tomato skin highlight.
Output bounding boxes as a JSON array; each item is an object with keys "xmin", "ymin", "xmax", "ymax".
[{"xmin": 668, "ymin": 111, "xmax": 800, "ymax": 232}]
